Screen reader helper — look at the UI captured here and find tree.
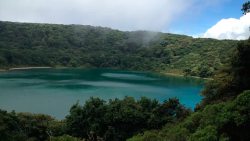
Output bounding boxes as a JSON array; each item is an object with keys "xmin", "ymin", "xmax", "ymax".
[
  {"xmin": 65, "ymin": 96, "xmax": 189, "ymax": 141},
  {"xmin": 0, "ymin": 110, "xmax": 20, "ymax": 141},
  {"xmin": 0, "ymin": 21, "xmax": 239, "ymax": 78},
  {"xmin": 16, "ymin": 113, "xmax": 56, "ymax": 141},
  {"xmin": 241, "ymin": 1, "xmax": 250, "ymax": 14}
]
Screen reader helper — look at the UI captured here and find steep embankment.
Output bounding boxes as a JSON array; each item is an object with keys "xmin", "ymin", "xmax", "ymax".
[{"xmin": 0, "ymin": 21, "xmax": 239, "ymax": 77}]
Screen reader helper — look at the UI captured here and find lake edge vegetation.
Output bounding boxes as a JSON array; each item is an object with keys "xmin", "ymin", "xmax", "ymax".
[
  {"xmin": 1, "ymin": 37, "xmax": 250, "ymax": 141},
  {"xmin": 1, "ymin": 1, "xmax": 250, "ymax": 140},
  {"xmin": 0, "ymin": 20, "xmax": 239, "ymax": 78}
]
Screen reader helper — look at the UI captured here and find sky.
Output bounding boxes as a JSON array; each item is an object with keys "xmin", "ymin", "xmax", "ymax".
[{"xmin": 0, "ymin": 0, "xmax": 249, "ymax": 40}]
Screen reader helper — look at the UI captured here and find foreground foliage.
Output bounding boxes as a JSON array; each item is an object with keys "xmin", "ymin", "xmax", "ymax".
[
  {"xmin": 0, "ymin": 110, "xmax": 67, "ymax": 141},
  {"xmin": 199, "ymin": 37, "xmax": 250, "ymax": 108},
  {"xmin": 0, "ymin": 21, "xmax": 238, "ymax": 77},
  {"xmin": 1, "ymin": 38, "xmax": 249, "ymax": 140},
  {"xmin": 127, "ymin": 38, "xmax": 250, "ymax": 141},
  {"xmin": 52, "ymin": 135, "xmax": 81, "ymax": 141},
  {"xmin": 1, "ymin": 12, "xmax": 249, "ymax": 140},
  {"xmin": 66, "ymin": 96, "xmax": 191, "ymax": 140},
  {"xmin": 127, "ymin": 90, "xmax": 250, "ymax": 141},
  {"xmin": 0, "ymin": 96, "xmax": 190, "ymax": 141}
]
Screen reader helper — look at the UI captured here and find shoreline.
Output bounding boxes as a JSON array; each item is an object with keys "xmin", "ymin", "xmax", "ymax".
[
  {"xmin": 9, "ymin": 67, "xmax": 52, "ymax": 70},
  {"xmin": 0, "ymin": 67, "xmax": 52, "ymax": 71},
  {"xmin": 159, "ymin": 72, "xmax": 212, "ymax": 80},
  {"xmin": 160, "ymin": 72, "xmax": 184, "ymax": 77},
  {"xmin": 0, "ymin": 67, "xmax": 212, "ymax": 80}
]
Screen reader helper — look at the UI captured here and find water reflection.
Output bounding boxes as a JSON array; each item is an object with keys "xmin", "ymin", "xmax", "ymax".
[{"xmin": 0, "ymin": 69, "xmax": 204, "ymax": 120}]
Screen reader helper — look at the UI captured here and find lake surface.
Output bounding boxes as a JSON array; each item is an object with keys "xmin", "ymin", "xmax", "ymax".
[{"xmin": 0, "ymin": 69, "xmax": 204, "ymax": 120}]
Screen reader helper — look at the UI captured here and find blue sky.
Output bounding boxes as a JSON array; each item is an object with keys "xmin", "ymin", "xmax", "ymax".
[
  {"xmin": 170, "ymin": 0, "xmax": 247, "ymax": 36},
  {"xmin": 0, "ymin": 0, "xmax": 249, "ymax": 39}
]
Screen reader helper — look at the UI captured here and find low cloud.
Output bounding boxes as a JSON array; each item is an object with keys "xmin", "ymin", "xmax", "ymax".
[
  {"xmin": 0, "ymin": 0, "xmax": 228, "ymax": 32},
  {"xmin": 203, "ymin": 14, "xmax": 250, "ymax": 40},
  {"xmin": 0, "ymin": 0, "xmax": 193, "ymax": 31}
]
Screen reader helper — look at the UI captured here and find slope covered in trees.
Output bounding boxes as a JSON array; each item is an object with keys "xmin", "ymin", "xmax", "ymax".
[
  {"xmin": 1, "ymin": 1, "xmax": 250, "ymax": 140},
  {"xmin": 1, "ymin": 38, "xmax": 249, "ymax": 141},
  {"xmin": 127, "ymin": 38, "xmax": 250, "ymax": 141},
  {"xmin": 0, "ymin": 21, "xmax": 239, "ymax": 77},
  {"xmin": 128, "ymin": 90, "xmax": 250, "ymax": 141}
]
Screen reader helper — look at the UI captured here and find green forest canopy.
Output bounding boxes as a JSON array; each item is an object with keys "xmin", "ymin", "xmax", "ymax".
[
  {"xmin": 0, "ymin": 21, "xmax": 239, "ymax": 78},
  {"xmin": 1, "ymin": 38, "xmax": 250, "ymax": 141},
  {"xmin": 1, "ymin": 2, "xmax": 250, "ymax": 140}
]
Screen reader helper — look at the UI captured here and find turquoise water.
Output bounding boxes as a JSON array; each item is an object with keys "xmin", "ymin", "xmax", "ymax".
[{"xmin": 0, "ymin": 69, "xmax": 204, "ymax": 120}]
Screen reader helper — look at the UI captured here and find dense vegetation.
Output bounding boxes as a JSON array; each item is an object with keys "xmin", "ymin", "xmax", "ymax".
[
  {"xmin": 128, "ymin": 90, "xmax": 250, "ymax": 141},
  {"xmin": 1, "ymin": 2, "xmax": 250, "ymax": 139},
  {"xmin": 0, "ymin": 21, "xmax": 239, "ymax": 77},
  {"xmin": 0, "ymin": 96, "xmax": 191, "ymax": 141},
  {"xmin": 127, "ymin": 37, "xmax": 250, "ymax": 141},
  {"xmin": 1, "ymin": 38, "xmax": 249, "ymax": 141}
]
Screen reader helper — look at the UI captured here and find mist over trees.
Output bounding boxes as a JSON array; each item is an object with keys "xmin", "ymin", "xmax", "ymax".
[
  {"xmin": 1, "ymin": 3, "xmax": 250, "ymax": 139},
  {"xmin": 0, "ymin": 21, "xmax": 239, "ymax": 78}
]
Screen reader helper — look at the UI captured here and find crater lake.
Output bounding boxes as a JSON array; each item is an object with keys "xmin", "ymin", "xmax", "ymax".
[{"xmin": 0, "ymin": 69, "xmax": 204, "ymax": 120}]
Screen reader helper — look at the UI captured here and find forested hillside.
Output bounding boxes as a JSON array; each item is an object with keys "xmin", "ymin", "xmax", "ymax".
[
  {"xmin": 1, "ymin": 38, "xmax": 250, "ymax": 141},
  {"xmin": 1, "ymin": 1, "xmax": 250, "ymax": 140},
  {"xmin": 127, "ymin": 37, "xmax": 250, "ymax": 141},
  {"xmin": 0, "ymin": 21, "xmax": 239, "ymax": 77},
  {"xmin": 0, "ymin": 23, "xmax": 250, "ymax": 141}
]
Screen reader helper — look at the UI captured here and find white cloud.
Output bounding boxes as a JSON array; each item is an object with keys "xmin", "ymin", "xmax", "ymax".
[
  {"xmin": 191, "ymin": 33, "xmax": 204, "ymax": 38},
  {"xmin": 0, "ymin": 0, "xmax": 228, "ymax": 32},
  {"xmin": 0, "ymin": 0, "xmax": 193, "ymax": 31},
  {"xmin": 203, "ymin": 14, "xmax": 250, "ymax": 40}
]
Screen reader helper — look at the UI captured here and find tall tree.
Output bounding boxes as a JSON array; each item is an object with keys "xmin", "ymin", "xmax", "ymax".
[{"xmin": 241, "ymin": 1, "xmax": 250, "ymax": 14}]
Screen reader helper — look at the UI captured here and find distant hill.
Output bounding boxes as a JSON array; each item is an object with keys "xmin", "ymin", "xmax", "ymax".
[{"xmin": 0, "ymin": 21, "xmax": 239, "ymax": 77}]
